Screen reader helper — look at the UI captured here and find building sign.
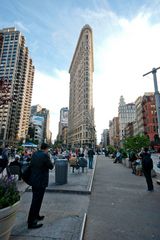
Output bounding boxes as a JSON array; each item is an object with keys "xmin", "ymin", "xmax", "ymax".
[
  {"xmin": 32, "ymin": 116, "xmax": 44, "ymax": 126},
  {"xmin": 60, "ymin": 108, "xmax": 68, "ymax": 125}
]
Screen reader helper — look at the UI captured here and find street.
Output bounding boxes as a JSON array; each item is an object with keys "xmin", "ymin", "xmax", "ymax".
[{"xmin": 84, "ymin": 155, "xmax": 160, "ymax": 240}]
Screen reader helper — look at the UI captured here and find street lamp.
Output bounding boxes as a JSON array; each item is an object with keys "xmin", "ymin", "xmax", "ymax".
[{"xmin": 143, "ymin": 67, "xmax": 160, "ymax": 138}]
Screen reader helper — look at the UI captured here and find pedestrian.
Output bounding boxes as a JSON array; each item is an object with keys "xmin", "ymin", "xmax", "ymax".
[
  {"xmin": 129, "ymin": 151, "xmax": 137, "ymax": 174},
  {"xmin": 9, "ymin": 155, "xmax": 22, "ymax": 180},
  {"xmin": 141, "ymin": 147, "xmax": 154, "ymax": 192},
  {"xmin": 88, "ymin": 148, "xmax": 95, "ymax": 169},
  {"xmin": 104, "ymin": 148, "xmax": 108, "ymax": 157},
  {"xmin": 84, "ymin": 147, "xmax": 88, "ymax": 159},
  {"xmin": 113, "ymin": 150, "xmax": 121, "ymax": 163},
  {"xmin": 80, "ymin": 147, "xmax": 83, "ymax": 155},
  {"xmin": 27, "ymin": 143, "xmax": 53, "ymax": 229},
  {"xmin": 78, "ymin": 155, "xmax": 87, "ymax": 173}
]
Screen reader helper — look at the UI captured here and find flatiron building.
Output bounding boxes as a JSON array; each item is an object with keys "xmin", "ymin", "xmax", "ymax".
[{"xmin": 68, "ymin": 25, "xmax": 95, "ymax": 147}]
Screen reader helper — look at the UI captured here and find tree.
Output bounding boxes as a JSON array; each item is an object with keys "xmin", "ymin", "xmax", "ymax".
[
  {"xmin": 53, "ymin": 140, "xmax": 63, "ymax": 149},
  {"xmin": 123, "ymin": 135, "xmax": 150, "ymax": 153},
  {"xmin": 108, "ymin": 145, "xmax": 116, "ymax": 154}
]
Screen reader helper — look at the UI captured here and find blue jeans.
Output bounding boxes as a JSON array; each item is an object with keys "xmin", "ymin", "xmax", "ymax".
[{"xmin": 89, "ymin": 157, "xmax": 93, "ymax": 169}]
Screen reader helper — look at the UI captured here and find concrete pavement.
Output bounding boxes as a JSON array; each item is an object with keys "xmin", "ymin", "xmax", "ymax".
[
  {"xmin": 10, "ymin": 157, "xmax": 97, "ymax": 240},
  {"xmin": 10, "ymin": 192, "xmax": 89, "ymax": 240},
  {"xmin": 10, "ymin": 155, "xmax": 160, "ymax": 239},
  {"xmin": 84, "ymin": 155, "xmax": 160, "ymax": 240}
]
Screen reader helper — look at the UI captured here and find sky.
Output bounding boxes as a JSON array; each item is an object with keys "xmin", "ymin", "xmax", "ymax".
[{"xmin": 1, "ymin": 0, "xmax": 160, "ymax": 142}]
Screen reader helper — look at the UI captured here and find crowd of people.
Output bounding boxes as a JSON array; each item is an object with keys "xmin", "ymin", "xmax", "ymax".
[
  {"xmin": 0, "ymin": 145, "xmax": 96, "ymax": 177},
  {"xmin": 0, "ymin": 143, "xmax": 96, "ymax": 229},
  {"xmin": 0, "ymin": 145, "xmax": 36, "ymax": 178},
  {"xmin": 111, "ymin": 147, "xmax": 155, "ymax": 192},
  {"xmin": 0, "ymin": 143, "xmax": 158, "ymax": 230}
]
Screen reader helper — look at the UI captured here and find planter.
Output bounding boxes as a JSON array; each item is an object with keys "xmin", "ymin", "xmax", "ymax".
[
  {"xmin": 0, "ymin": 201, "xmax": 20, "ymax": 240},
  {"xmin": 122, "ymin": 158, "xmax": 126, "ymax": 166},
  {"xmin": 125, "ymin": 158, "xmax": 131, "ymax": 168}
]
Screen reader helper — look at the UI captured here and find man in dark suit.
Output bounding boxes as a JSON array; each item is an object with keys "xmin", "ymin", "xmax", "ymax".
[
  {"xmin": 141, "ymin": 147, "xmax": 154, "ymax": 192},
  {"xmin": 27, "ymin": 143, "xmax": 53, "ymax": 229}
]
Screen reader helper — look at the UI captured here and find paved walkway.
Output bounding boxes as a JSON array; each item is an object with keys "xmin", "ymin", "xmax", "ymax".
[
  {"xmin": 10, "ymin": 158, "xmax": 97, "ymax": 240},
  {"xmin": 10, "ymin": 192, "xmax": 89, "ymax": 240},
  {"xmin": 84, "ymin": 155, "xmax": 160, "ymax": 240}
]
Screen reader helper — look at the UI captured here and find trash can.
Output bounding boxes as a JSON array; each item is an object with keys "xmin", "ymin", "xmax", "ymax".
[{"xmin": 55, "ymin": 159, "xmax": 68, "ymax": 185}]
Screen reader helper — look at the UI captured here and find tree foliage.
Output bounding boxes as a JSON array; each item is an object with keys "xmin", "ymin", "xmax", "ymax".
[
  {"xmin": 119, "ymin": 148, "xmax": 128, "ymax": 158},
  {"xmin": 108, "ymin": 145, "xmax": 116, "ymax": 154},
  {"xmin": 123, "ymin": 135, "xmax": 150, "ymax": 153},
  {"xmin": 53, "ymin": 140, "xmax": 63, "ymax": 149}
]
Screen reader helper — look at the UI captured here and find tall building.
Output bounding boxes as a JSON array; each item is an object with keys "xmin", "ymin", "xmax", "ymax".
[
  {"xmin": 68, "ymin": 24, "xmax": 95, "ymax": 147},
  {"xmin": 57, "ymin": 107, "xmax": 68, "ymax": 141},
  {"xmin": 109, "ymin": 120, "xmax": 114, "ymax": 146},
  {"xmin": 109, "ymin": 117, "xmax": 119, "ymax": 147},
  {"xmin": 37, "ymin": 108, "xmax": 50, "ymax": 143},
  {"xmin": 0, "ymin": 27, "xmax": 34, "ymax": 145},
  {"xmin": 31, "ymin": 104, "xmax": 42, "ymax": 116},
  {"xmin": 124, "ymin": 122, "xmax": 134, "ymax": 138},
  {"xmin": 30, "ymin": 105, "xmax": 51, "ymax": 144},
  {"xmin": 101, "ymin": 129, "xmax": 109, "ymax": 148},
  {"xmin": 28, "ymin": 115, "xmax": 44, "ymax": 144},
  {"xmin": 134, "ymin": 96, "xmax": 144, "ymax": 136},
  {"xmin": 142, "ymin": 93, "xmax": 158, "ymax": 143},
  {"xmin": 134, "ymin": 93, "xmax": 158, "ymax": 143},
  {"xmin": 118, "ymin": 96, "xmax": 136, "ymax": 141},
  {"xmin": 61, "ymin": 126, "xmax": 68, "ymax": 146}
]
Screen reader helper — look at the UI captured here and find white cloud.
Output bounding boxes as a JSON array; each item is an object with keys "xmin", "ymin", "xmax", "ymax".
[
  {"xmin": 31, "ymin": 69, "xmax": 69, "ymax": 140},
  {"xmin": 93, "ymin": 11, "xmax": 160, "ymax": 142},
  {"xmin": 32, "ymin": 7, "xmax": 160, "ymax": 143},
  {"xmin": 14, "ymin": 21, "xmax": 30, "ymax": 33}
]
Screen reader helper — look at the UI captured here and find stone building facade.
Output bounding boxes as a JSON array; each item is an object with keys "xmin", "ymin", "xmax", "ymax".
[
  {"xmin": 68, "ymin": 25, "xmax": 95, "ymax": 147},
  {"xmin": 118, "ymin": 96, "xmax": 136, "ymax": 142}
]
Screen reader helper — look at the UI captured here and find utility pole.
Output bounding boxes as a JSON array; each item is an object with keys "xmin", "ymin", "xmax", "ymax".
[{"xmin": 143, "ymin": 67, "xmax": 160, "ymax": 137}]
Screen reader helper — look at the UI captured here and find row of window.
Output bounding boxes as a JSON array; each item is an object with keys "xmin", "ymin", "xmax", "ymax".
[
  {"xmin": 4, "ymin": 36, "xmax": 19, "ymax": 41},
  {"xmin": 144, "ymin": 118, "xmax": 158, "ymax": 124},
  {"xmin": 1, "ymin": 58, "xmax": 16, "ymax": 63},
  {"xmin": 2, "ymin": 46, "xmax": 18, "ymax": 51},
  {"xmin": 2, "ymin": 51, "xmax": 17, "ymax": 55},
  {"xmin": 145, "ymin": 126, "xmax": 158, "ymax": 132},
  {"xmin": 3, "ymin": 42, "xmax": 18, "ymax": 47},
  {"xmin": 0, "ymin": 64, "xmax": 15, "ymax": 68},
  {"xmin": 2, "ymin": 53, "xmax": 17, "ymax": 57}
]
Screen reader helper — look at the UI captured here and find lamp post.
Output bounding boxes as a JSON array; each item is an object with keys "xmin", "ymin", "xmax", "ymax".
[{"xmin": 143, "ymin": 67, "xmax": 160, "ymax": 138}]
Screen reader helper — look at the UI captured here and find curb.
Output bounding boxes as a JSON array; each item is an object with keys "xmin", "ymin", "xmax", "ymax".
[
  {"xmin": 27, "ymin": 186, "xmax": 91, "ymax": 195},
  {"xmin": 88, "ymin": 155, "xmax": 97, "ymax": 193},
  {"xmin": 26, "ymin": 157, "xmax": 97, "ymax": 195},
  {"xmin": 45, "ymin": 188, "xmax": 91, "ymax": 195},
  {"xmin": 79, "ymin": 213, "xmax": 87, "ymax": 240}
]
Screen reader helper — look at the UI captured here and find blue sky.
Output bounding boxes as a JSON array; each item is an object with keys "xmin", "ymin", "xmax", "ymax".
[
  {"xmin": 1, "ymin": 0, "xmax": 157, "ymax": 72},
  {"xmin": 1, "ymin": 0, "xmax": 160, "ymax": 141}
]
